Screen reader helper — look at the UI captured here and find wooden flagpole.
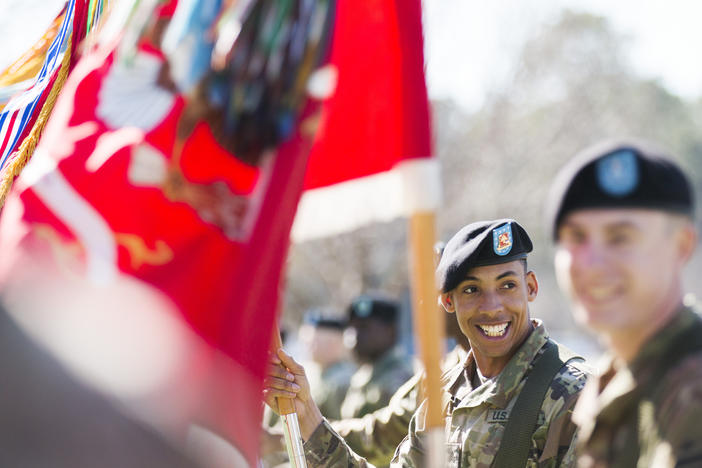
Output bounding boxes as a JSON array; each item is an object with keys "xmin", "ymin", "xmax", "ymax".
[{"xmin": 408, "ymin": 211, "xmax": 445, "ymax": 467}]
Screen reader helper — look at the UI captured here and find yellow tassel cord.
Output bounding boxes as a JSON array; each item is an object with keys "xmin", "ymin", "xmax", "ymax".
[
  {"xmin": 0, "ymin": 13, "xmax": 64, "ymax": 89},
  {"xmin": 0, "ymin": 37, "xmax": 73, "ymax": 209}
]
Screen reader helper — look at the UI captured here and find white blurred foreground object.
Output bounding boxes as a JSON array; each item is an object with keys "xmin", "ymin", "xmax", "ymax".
[{"xmin": 0, "ymin": 250, "xmax": 253, "ymax": 467}]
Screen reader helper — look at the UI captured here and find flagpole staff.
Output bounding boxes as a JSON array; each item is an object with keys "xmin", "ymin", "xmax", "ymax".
[
  {"xmin": 408, "ymin": 211, "xmax": 445, "ymax": 467},
  {"xmin": 271, "ymin": 326, "xmax": 308, "ymax": 468}
]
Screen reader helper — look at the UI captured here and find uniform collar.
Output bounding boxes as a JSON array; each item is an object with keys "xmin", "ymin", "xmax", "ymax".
[{"xmin": 450, "ymin": 319, "xmax": 549, "ymax": 409}]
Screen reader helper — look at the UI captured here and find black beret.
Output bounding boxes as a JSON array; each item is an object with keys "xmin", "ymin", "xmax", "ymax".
[
  {"xmin": 347, "ymin": 295, "xmax": 399, "ymax": 323},
  {"xmin": 436, "ymin": 219, "xmax": 533, "ymax": 293},
  {"xmin": 303, "ymin": 308, "xmax": 347, "ymax": 330},
  {"xmin": 547, "ymin": 140, "xmax": 695, "ymax": 239}
]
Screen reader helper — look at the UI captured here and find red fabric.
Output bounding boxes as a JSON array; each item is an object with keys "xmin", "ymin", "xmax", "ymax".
[
  {"xmin": 155, "ymin": 0, "xmax": 179, "ymax": 19},
  {"xmin": 71, "ymin": 0, "xmax": 89, "ymax": 65},
  {"xmin": 303, "ymin": 0, "xmax": 432, "ymax": 190},
  {"xmin": 0, "ymin": 0, "xmax": 431, "ymax": 462},
  {"xmin": 0, "ymin": 39, "xmax": 315, "ymax": 465}
]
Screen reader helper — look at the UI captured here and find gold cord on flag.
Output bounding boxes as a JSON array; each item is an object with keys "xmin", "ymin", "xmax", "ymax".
[
  {"xmin": 0, "ymin": 11, "xmax": 64, "ymax": 90},
  {"xmin": 0, "ymin": 37, "xmax": 73, "ymax": 209}
]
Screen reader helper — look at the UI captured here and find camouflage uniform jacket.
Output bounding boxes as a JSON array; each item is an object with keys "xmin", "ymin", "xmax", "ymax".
[
  {"xmin": 330, "ymin": 347, "xmax": 468, "ymax": 468},
  {"xmin": 314, "ymin": 360, "xmax": 357, "ymax": 420},
  {"xmin": 572, "ymin": 306, "xmax": 702, "ymax": 467},
  {"xmin": 303, "ymin": 362, "xmax": 417, "ymax": 468},
  {"xmin": 340, "ymin": 347, "xmax": 414, "ymax": 419},
  {"xmin": 392, "ymin": 320, "xmax": 588, "ymax": 467},
  {"xmin": 303, "ymin": 322, "xmax": 587, "ymax": 467}
]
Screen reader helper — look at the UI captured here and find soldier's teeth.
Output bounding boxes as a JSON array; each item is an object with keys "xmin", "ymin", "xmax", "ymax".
[{"xmin": 478, "ymin": 323, "xmax": 508, "ymax": 337}]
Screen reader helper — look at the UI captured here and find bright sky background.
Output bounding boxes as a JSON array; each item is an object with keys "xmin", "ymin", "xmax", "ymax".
[
  {"xmin": 423, "ymin": 0, "xmax": 702, "ymax": 111},
  {"xmin": 1, "ymin": 0, "xmax": 701, "ymax": 113}
]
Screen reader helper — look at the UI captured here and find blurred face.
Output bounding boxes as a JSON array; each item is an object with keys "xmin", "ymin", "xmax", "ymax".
[
  {"xmin": 555, "ymin": 209, "xmax": 694, "ymax": 336},
  {"xmin": 441, "ymin": 260, "xmax": 537, "ymax": 375},
  {"xmin": 300, "ymin": 325, "xmax": 348, "ymax": 367},
  {"xmin": 349, "ymin": 317, "xmax": 395, "ymax": 362}
]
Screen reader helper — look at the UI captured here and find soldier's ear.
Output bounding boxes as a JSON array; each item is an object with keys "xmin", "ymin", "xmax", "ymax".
[
  {"xmin": 440, "ymin": 293, "xmax": 455, "ymax": 313},
  {"xmin": 674, "ymin": 220, "xmax": 697, "ymax": 266},
  {"xmin": 526, "ymin": 271, "xmax": 538, "ymax": 301}
]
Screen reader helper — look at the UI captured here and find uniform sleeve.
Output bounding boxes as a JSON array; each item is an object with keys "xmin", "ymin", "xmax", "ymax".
[
  {"xmin": 540, "ymin": 395, "xmax": 579, "ymax": 467},
  {"xmin": 304, "ymin": 419, "xmax": 376, "ymax": 468},
  {"xmin": 389, "ymin": 401, "xmax": 427, "ymax": 468},
  {"xmin": 654, "ymin": 360, "xmax": 702, "ymax": 466},
  {"xmin": 538, "ymin": 362, "xmax": 589, "ymax": 467},
  {"xmin": 363, "ymin": 366, "xmax": 415, "ymax": 417},
  {"xmin": 317, "ymin": 379, "xmax": 350, "ymax": 421},
  {"xmin": 332, "ymin": 374, "xmax": 419, "ymax": 466}
]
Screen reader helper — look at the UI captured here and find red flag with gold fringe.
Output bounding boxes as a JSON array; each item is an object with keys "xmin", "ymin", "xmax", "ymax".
[
  {"xmin": 0, "ymin": 0, "xmax": 334, "ymax": 463},
  {"xmin": 0, "ymin": 0, "xmax": 434, "ymax": 465}
]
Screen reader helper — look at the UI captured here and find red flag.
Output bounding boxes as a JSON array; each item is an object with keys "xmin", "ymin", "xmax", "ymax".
[
  {"xmin": 0, "ymin": 35, "xmax": 319, "ymax": 465},
  {"xmin": 293, "ymin": 0, "xmax": 437, "ymax": 241},
  {"xmin": 0, "ymin": 0, "xmax": 432, "ymax": 464}
]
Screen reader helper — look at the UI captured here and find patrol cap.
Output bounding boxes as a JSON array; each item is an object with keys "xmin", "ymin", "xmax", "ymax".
[
  {"xmin": 347, "ymin": 295, "xmax": 399, "ymax": 324},
  {"xmin": 303, "ymin": 308, "xmax": 347, "ymax": 331},
  {"xmin": 547, "ymin": 140, "xmax": 695, "ymax": 239},
  {"xmin": 436, "ymin": 219, "xmax": 533, "ymax": 293}
]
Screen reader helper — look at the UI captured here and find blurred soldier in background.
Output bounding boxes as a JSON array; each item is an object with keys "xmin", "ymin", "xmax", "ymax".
[
  {"xmin": 548, "ymin": 140, "xmax": 702, "ymax": 467},
  {"xmin": 329, "ymin": 310, "xmax": 470, "ymax": 468},
  {"xmin": 260, "ymin": 310, "xmax": 355, "ymax": 467},
  {"xmin": 340, "ymin": 295, "xmax": 415, "ymax": 420},
  {"xmin": 260, "ymin": 304, "xmax": 469, "ymax": 468},
  {"xmin": 300, "ymin": 309, "xmax": 356, "ymax": 421},
  {"xmin": 259, "ymin": 296, "xmax": 412, "ymax": 467}
]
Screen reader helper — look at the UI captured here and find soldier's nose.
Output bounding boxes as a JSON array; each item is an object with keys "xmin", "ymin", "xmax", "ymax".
[{"xmin": 479, "ymin": 292, "xmax": 502, "ymax": 314}]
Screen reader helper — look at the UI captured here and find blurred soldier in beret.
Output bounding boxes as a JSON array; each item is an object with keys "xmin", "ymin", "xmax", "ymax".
[
  {"xmin": 300, "ymin": 309, "xmax": 356, "ymax": 421},
  {"xmin": 339, "ymin": 295, "xmax": 414, "ymax": 421},
  {"xmin": 262, "ymin": 310, "xmax": 469, "ymax": 468},
  {"xmin": 329, "ymin": 310, "xmax": 469, "ymax": 468},
  {"xmin": 547, "ymin": 139, "xmax": 701, "ymax": 467},
  {"xmin": 263, "ymin": 219, "xmax": 589, "ymax": 467}
]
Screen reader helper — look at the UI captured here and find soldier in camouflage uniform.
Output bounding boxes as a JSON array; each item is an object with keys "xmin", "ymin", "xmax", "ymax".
[
  {"xmin": 262, "ymin": 313, "xmax": 468, "ymax": 468},
  {"xmin": 547, "ymin": 139, "xmax": 702, "ymax": 467},
  {"xmin": 331, "ymin": 315, "xmax": 469, "ymax": 467},
  {"xmin": 391, "ymin": 219, "xmax": 588, "ymax": 467},
  {"xmin": 264, "ymin": 219, "xmax": 589, "ymax": 467},
  {"xmin": 259, "ymin": 311, "xmax": 355, "ymax": 467},
  {"xmin": 339, "ymin": 295, "xmax": 414, "ymax": 420},
  {"xmin": 300, "ymin": 310, "xmax": 356, "ymax": 421}
]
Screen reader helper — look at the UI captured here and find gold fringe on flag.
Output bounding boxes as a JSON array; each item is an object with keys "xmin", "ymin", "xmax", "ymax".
[
  {"xmin": 0, "ymin": 12, "xmax": 65, "ymax": 91},
  {"xmin": 0, "ymin": 37, "xmax": 73, "ymax": 209}
]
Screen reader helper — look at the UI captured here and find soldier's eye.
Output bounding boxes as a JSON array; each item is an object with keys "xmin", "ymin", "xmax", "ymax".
[
  {"xmin": 608, "ymin": 233, "xmax": 632, "ymax": 246},
  {"xmin": 560, "ymin": 228, "xmax": 587, "ymax": 245}
]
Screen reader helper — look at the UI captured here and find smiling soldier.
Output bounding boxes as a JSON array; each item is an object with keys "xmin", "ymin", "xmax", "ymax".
[
  {"xmin": 548, "ymin": 140, "xmax": 701, "ymax": 467},
  {"xmin": 391, "ymin": 219, "xmax": 589, "ymax": 467},
  {"xmin": 263, "ymin": 219, "xmax": 589, "ymax": 467}
]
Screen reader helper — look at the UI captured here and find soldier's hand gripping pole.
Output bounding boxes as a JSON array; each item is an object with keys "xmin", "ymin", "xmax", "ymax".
[{"xmin": 271, "ymin": 326, "xmax": 308, "ymax": 468}]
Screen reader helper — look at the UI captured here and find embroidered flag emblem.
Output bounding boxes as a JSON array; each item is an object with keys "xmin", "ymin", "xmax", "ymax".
[{"xmin": 493, "ymin": 223, "xmax": 513, "ymax": 256}]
